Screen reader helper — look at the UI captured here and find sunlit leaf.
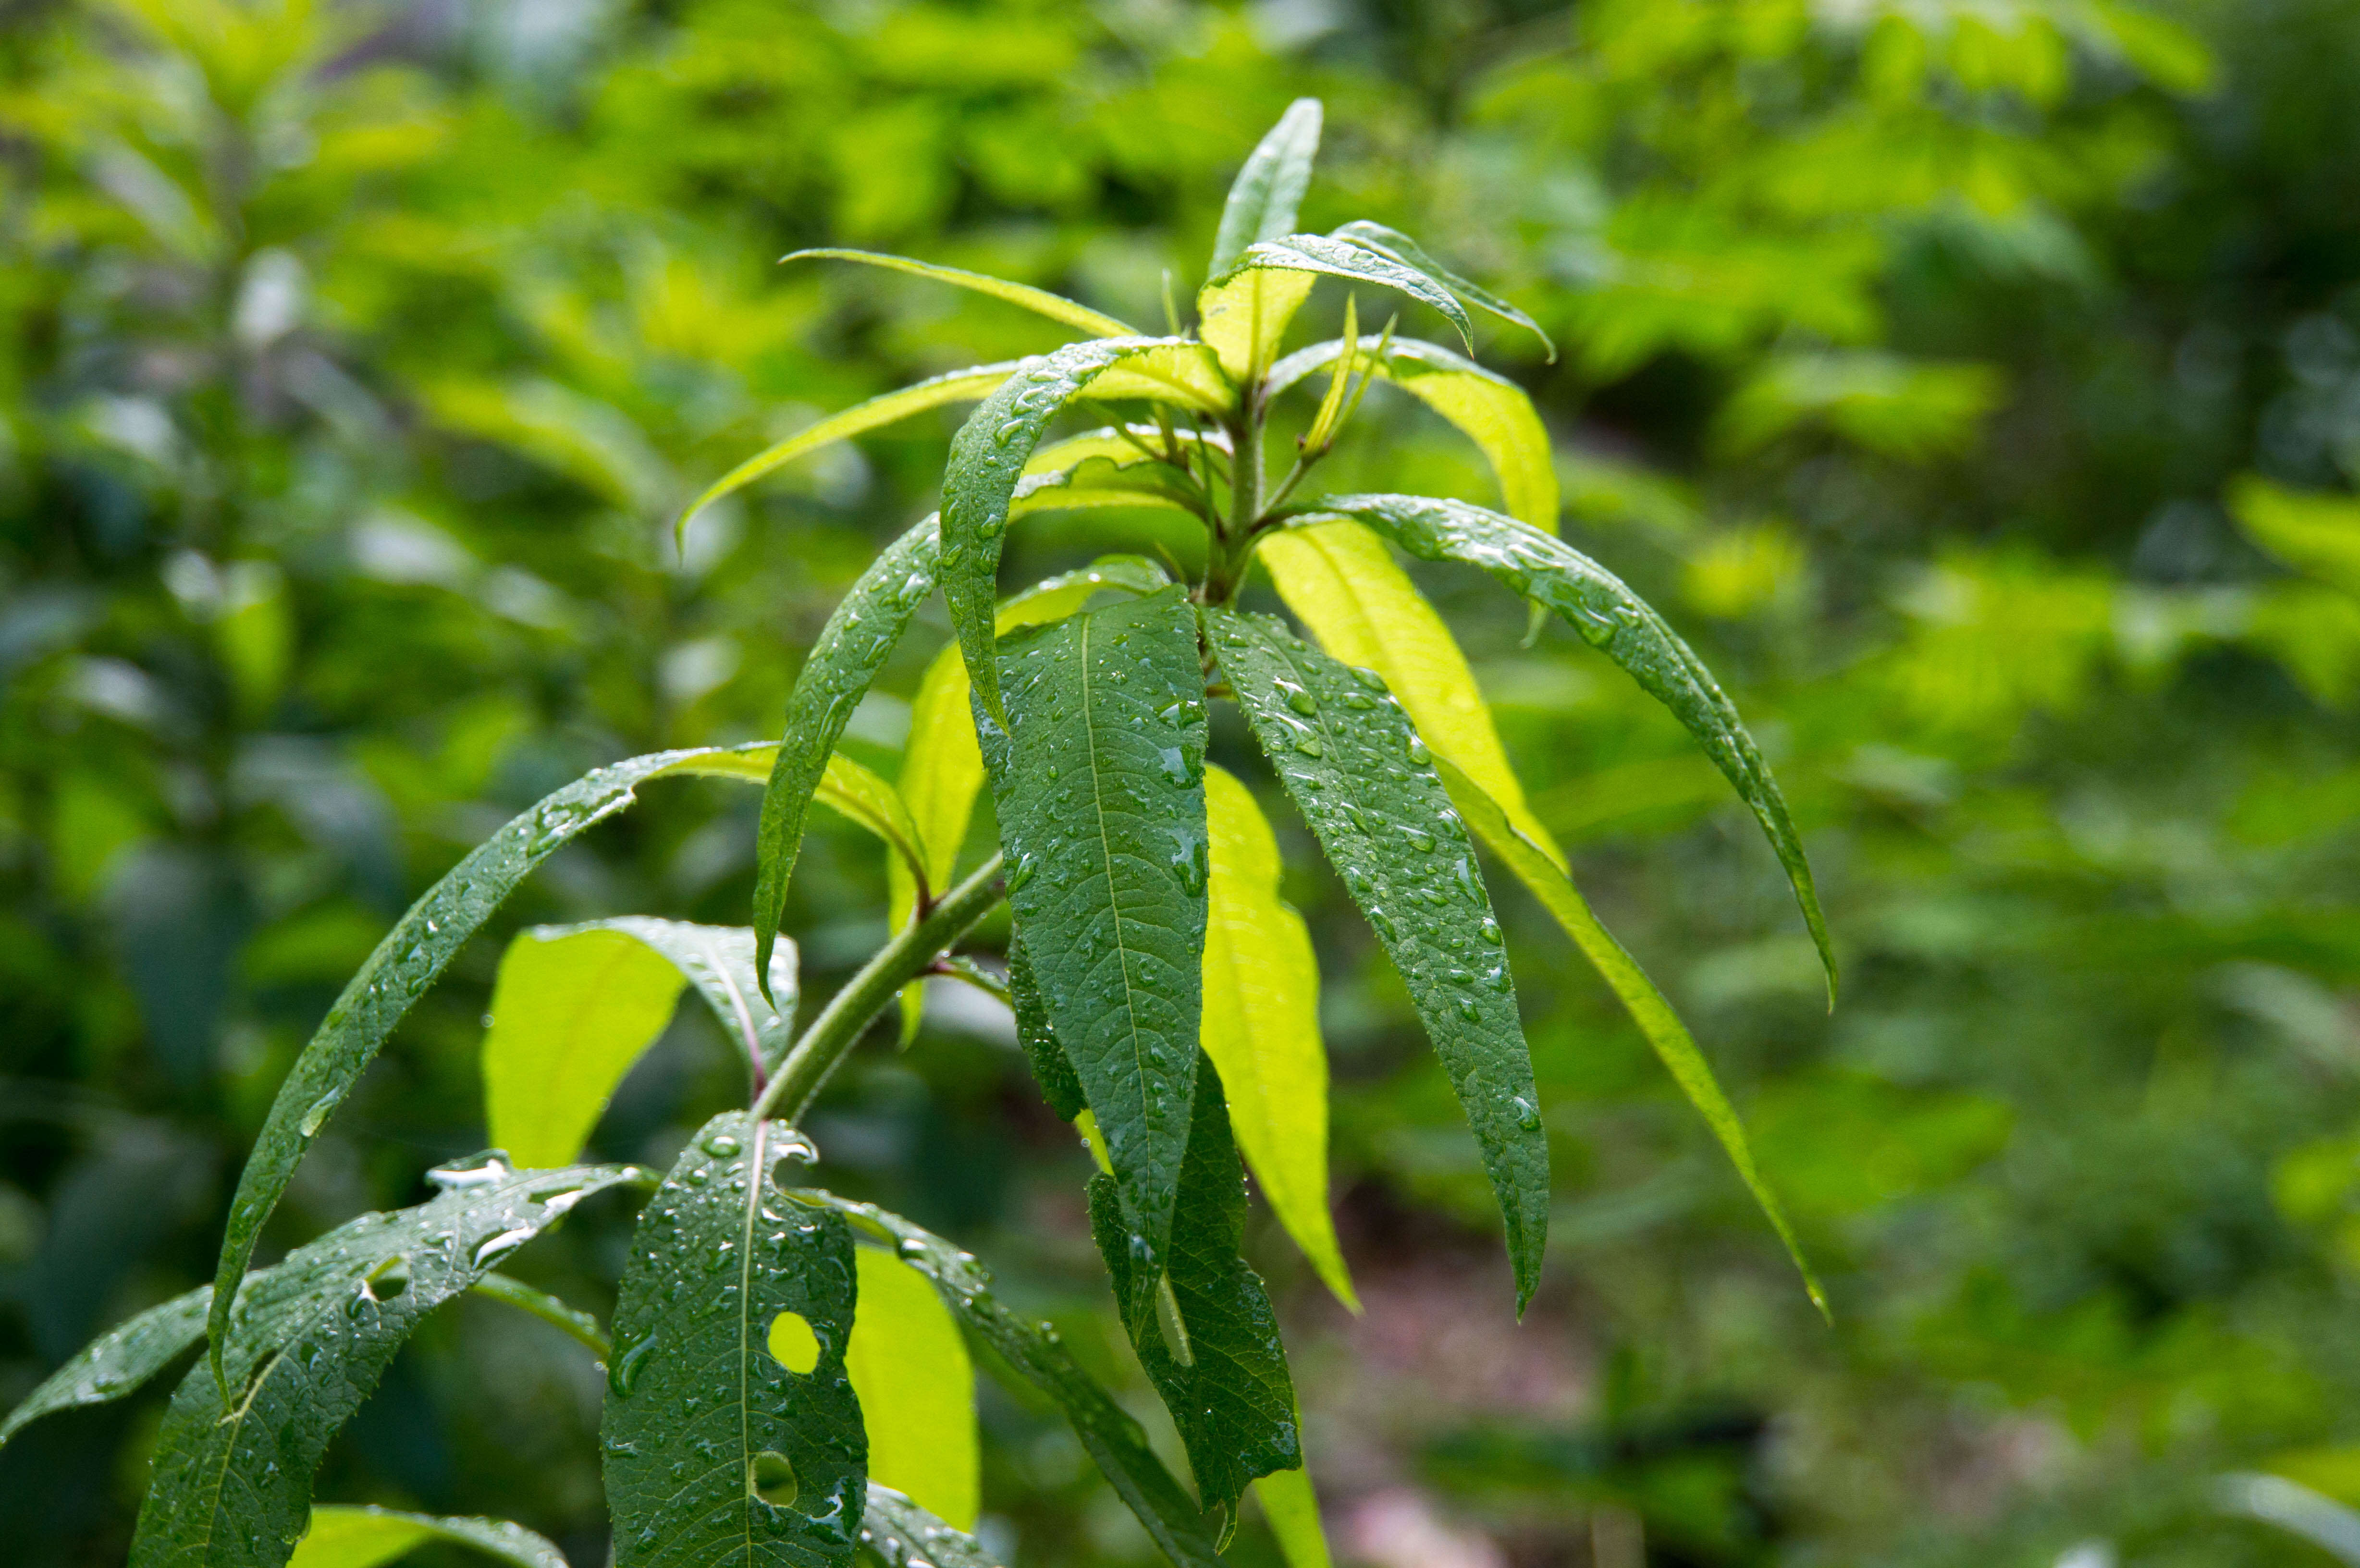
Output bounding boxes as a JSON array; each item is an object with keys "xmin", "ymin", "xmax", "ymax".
[
  {"xmin": 2230, "ymin": 476, "xmax": 2360, "ymax": 599},
  {"xmin": 1210, "ymin": 99, "xmax": 1323, "ymax": 276},
  {"xmin": 845, "ymin": 1247, "xmax": 977, "ymax": 1530},
  {"xmin": 1200, "ymin": 270, "xmax": 1318, "ymax": 386},
  {"xmin": 1253, "ymin": 1467, "xmax": 1334, "ymax": 1568},
  {"xmin": 1208, "ymin": 235, "xmax": 1473, "ymax": 355},
  {"xmin": 1329, "ymin": 221, "xmax": 1555, "ymax": 361},
  {"xmin": 786, "ymin": 247, "xmax": 1136, "ymax": 338},
  {"xmin": 287, "ymin": 1507, "xmax": 566, "ymax": 1568},
  {"xmin": 1200, "ymin": 765, "xmax": 1354, "ymax": 1309}
]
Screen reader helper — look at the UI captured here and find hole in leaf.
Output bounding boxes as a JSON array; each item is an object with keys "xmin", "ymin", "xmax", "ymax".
[
  {"xmin": 767, "ymin": 1311, "xmax": 819, "ymax": 1374},
  {"xmin": 750, "ymin": 1450, "xmax": 798, "ymax": 1508},
  {"xmin": 368, "ymin": 1261, "xmax": 411, "ymax": 1301}
]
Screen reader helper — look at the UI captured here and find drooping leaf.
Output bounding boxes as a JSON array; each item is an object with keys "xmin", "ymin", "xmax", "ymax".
[
  {"xmin": 0, "ymin": 1284, "xmax": 209, "ymax": 1449},
  {"xmin": 1294, "ymin": 494, "xmax": 1836, "ymax": 1001},
  {"xmin": 1010, "ymin": 460, "xmax": 1205, "ymax": 520},
  {"xmin": 1210, "ymin": 98, "xmax": 1323, "ymax": 277},
  {"xmin": 1023, "ymin": 424, "xmax": 1225, "ymax": 479},
  {"xmin": 1430, "ymin": 755, "xmax": 1826, "ymax": 1317},
  {"xmin": 676, "ymin": 365, "xmax": 1014, "ymax": 544},
  {"xmin": 467, "ymin": 1272, "xmax": 611, "ymax": 1356},
  {"xmin": 785, "ymin": 248, "xmax": 1136, "ymax": 339},
  {"xmin": 891, "ymin": 558, "xmax": 1174, "ymax": 1042},
  {"xmin": 1257, "ymin": 519, "xmax": 1556, "ymax": 858},
  {"xmin": 941, "ymin": 338, "xmax": 1226, "ymax": 721},
  {"xmin": 1082, "ymin": 343, "xmax": 1235, "ymax": 413},
  {"xmin": 1205, "ymin": 606, "xmax": 1549, "ymax": 1311},
  {"xmin": 1328, "ymin": 222, "xmax": 1556, "ymax": 361},
  {"xmin": 602, "ymin": 1113, "xmax": 864, "ymax": 1568},
  {"xmin": 815, "ymin": 753, "xmax": 927, "ymax": 888},
  {"xmin": 753, "ymin": 512, "xmax": 941, "ymax": 992},
  {"xmin": 141, "ymin": 1160, "xmax": 639, "ymax": 1568},
  {"xmin": 1006, "ymin": 931, "xmax": 1085, "ymax": 1121},
  {"xmin": 1266, "ymin": 337, "xmax": 1559, "ymax": 532},
  {"xmin": 860, "ymin": 1487, "xmax": 1002, "ymax": 1568},
  {"xmin": 208, "ymin": 745, "xmax": 773, "ymax": 1387},
  {"xmin": 1253, "ymin": 1468, "xmax": 1334, "ymax": 1568},
  {"xmin": 845, "ymin": 1248, "xmax": 977, "ymax": 1530},
  {"xmin": 1088, "ymin": 1051, "xmax": 1301, "ymax": 1536},
  {"xmin": 806, "ymin": 1196, "xmax": 1222, "ymax": 1568},
  {"xmin": 483, "ymin": 919, "xmax": 798, "ymax": 1168},
  {"xmin": 1206, "ymin": 236, "xmax": 1473, "ymax": 356},
  {"xmin": 287, "ymin": 1506, "xmax": 567, "ymax": 1568},
  {"xmin": 1200, "ymin": 765, "xmax": 1354, "ymax": 1309},
  {"xmin": 975, "ymin": 588, "xmax": 1209, "ymax": 1266}
]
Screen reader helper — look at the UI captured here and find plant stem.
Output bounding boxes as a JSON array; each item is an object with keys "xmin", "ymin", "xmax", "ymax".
[{"xmin": 751, "ymin": 852, "xmax": 1007, "ymax": 1125}]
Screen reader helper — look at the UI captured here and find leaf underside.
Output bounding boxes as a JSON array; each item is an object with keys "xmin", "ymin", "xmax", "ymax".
[
  {"xmin": 602, "ymin": 1113, "xmax": 865, "ymax": 1568},
  {"xmin": 0, "ymin": 1283, "xmax": 210, "ymax": 1450},
  {"xmin": 859, "ymin": 1486, "xmax": 1004, "ymax": 1568},
  {"xmin": 1205, "ymin": 605, "xmax": 1549, "ymax": 1311},
  {"xmin": 977, "ymin": 587, "xmax": 1209, "ymax": 1266},
  {"xmin": 1210, "ymin": 235, "xmax": 1474, "ymax": 354}
]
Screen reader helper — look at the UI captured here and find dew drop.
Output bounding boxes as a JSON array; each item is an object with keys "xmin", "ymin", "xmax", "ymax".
[
  {"xmin": 1292, "ymin": 733, "xmax": 1324, "ymax": 758},
  {"xmin": 702, "ymin": 1130, "xmax": 743, "ymax": 1159},
  {"xmin": 1406, "ymin": 735, "xmax": 1431, "ymax": 766},
  {"xmin": 609, "ymin": 1334, "xmax": 657, "ymax": 1396},
  {"xmin": 298, "ymin": 1091, "xmax": 343, "ymax": 1138},
  {"xmin": 1512, "ymin": 1095, "xmax": 1543, "ymax": 1131}
]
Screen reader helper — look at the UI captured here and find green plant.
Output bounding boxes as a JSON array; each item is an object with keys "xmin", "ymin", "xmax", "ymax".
[{"xmin": 0, "ymin": 99, "xmax": 1832, "ymax": 1568}]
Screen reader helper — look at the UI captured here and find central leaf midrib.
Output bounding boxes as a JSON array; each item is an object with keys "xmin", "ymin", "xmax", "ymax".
[
  {"xmin": 1076, "ymin": 614, "xmax": 1156, "ymax": 1172},
  {"xmin": 735, "ymin": 1118, "xmax": 766, "ymax": 1556}
]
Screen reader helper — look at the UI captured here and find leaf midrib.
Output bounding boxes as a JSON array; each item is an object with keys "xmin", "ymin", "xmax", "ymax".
[
  {"xmin": 1076, "ymin": 614, "xmax": 1156, "ymax": 1197},
  {"xmin": 735, "ymin": 1118, "xmax": 766, "ymax": 1558}
]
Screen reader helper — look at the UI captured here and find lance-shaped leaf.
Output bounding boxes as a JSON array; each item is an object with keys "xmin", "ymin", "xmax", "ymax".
[
  {"xmin": 1430, "ymin": 755, "xmax": 1826, "ymax": 1317},
  {"xmin": 1211, "ymin": 99, "xmax": 1323, "ymax": 276},
  {"xmin": 602, "ymin": 1113, "xmax": 864, "ymax": 1568},
  {"xmin": 1294, "ymin": 494, "xmax": 1835, "ymax": 1000},
  {"xmin": 1329, "ymin": 222, "xmax": 1555, "ymax": 361},
  {"xmin": 1201, "ymin": 765, "xmax": 1354, "ymax": 1308},
  {"xmin": 891, "ymin": 558, "xmax": 1174, "ymax": 1042},
  {"xmin": 1006, "ymin": 931, "xmax": 1086, "ymax": 1121},
  {"xmin": 1207, "ymin": 236, "xmax": 1473, "ymax": 356},
  {"xmin": 1011, "ymin": 460, "xmax": 1204, "ymax": 519},
  {"xmin": 976, "ymin": 588, "xmax": 1209, "ymax": 1266},
  {"xmin": 677, "ymin": 365, "xmax": 1014, "ymax": 543},
  {"xmin": 1266, "ymin": 338, "xmax": 1558, "ymax": 532},
  {"xmin": 753, "ymin": 512, "xmax": 940, "ymax": 990},
  {"xmin": 815, "ymin": 753, "xmax": 927, "ymax": 889},
  {"xmin": 860, "ymin": 1486, "xmax": 1004, "ymax": 1568},
  {"xmin": 1205, "ymin": 606, "xmax": 1548, "ymax": 1310},
  {"xmin": 1257, "ymin": 519, "xmax": 1555, "ymax": 858},
  {"xmin": 1254, "ymin": 1468, "xmax": 1334, "ymax": 1568},
  {"xmin": 139, "ymin": 1159, "xmax": 638, "ymax": 1568},
  {"xmin": 845, "ymin": 1247, "xmax": 977, "ymax": 1530},
  {"xmin": 786, "ymin": 249, "xmax": 1136, "ymax": 339},
  {"xmin": 287, "ymin": 1507, "xmax": 566, "ymax": 1568},
  {"xmin": 806, "ymin": 1195, "xmax": 1222, "ymax": 1568},
  {"xmin": 1088, "ymin": 1052, "xmax": 1301, "ymax": 1535},
  {"xmin": 483, "ymin": 919, "xmax": 798, "ymax": 1168},
  {"xmin": 942, "ymin": 337, "xmax": 1225, "ymax": 721},
  {"xmin": 0, "ymin": 1284, "xmax": 209, "ymax": 1449},
  {"xmin": 208, "ymin": 744, "xmax": 773, "ymax": 1387}
]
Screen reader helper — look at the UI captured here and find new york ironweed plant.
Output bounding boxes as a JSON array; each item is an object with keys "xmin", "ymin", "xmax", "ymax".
[{"xmin": 1, "ymin": 100, "xmax": 1833, "ymax": 1568}]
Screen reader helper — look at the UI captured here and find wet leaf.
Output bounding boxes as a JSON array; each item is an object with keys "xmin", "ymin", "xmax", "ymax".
[
  {"xmin": 1209, "ymin": 98, "xmax": 1323, "ymax": 277},
  {"xmin": 287, "ymin": 1506, "xmax": 566, "ymax": 1568},
  {"xmin": 804, "ymin": 1196, "xmax": 1222, "ymax": 1568},
  {"xmin": 208, "ymin": 745, "xmax": 773, "ymax": 1389},
  {"xmin": 0, "ymin": 1284, "xmax": 209, "ymax": 1449},
  {"xmin": 1294, "ymin": 494, "xmax": 1835, "ymax": 1001},
  {"xmin": 1200, "ymin": 765, "xmax": 1354, "ymax": 1308},
  {"xmin": 1205, "ymin": 606, "xmax": 1549, "ymax": 1311},
  {"xmin": 1206, "ymin": 235, "xmax": 1472, "ymax": 355},
  {"xmin": 785, "ymin": 248, "xmax": 1136, "ymax": 339},
  {"xmin": 1431, "ymin": 754, "xmax": 1825, "ymax": 1317},
  {"xmin": 859, "ymin": 1486, "xmax": 1003, "ymax": 1568},
  {"xmin": 815, "ymin": 752, "xmax": 927, "ymax": 889},
  {"xmin": 602, "ymin": 1113, "xmax": 864, "ymax": 1568},
  {"xmin": 1088, "ymin": 1052, "xmax": 1300, "ymax": 1535},
  {"xmin": 141, "ymin": 1160, "xmax": 638, "ymax": 1568},
  {"xmin": 845, "ymin": 1248, "xmax": 977, "ymax": 1530},
  {"xmin": 976, "ymin": 588, "xmax": 1209, "ymax": 1266},
  {"xmin": 1006, "ymin": 931, "xmax": 1085, "ymax": 1122},
  {"xmin": 1328, "ymin": 222, "xmax": 1555, "ymax": 361}
]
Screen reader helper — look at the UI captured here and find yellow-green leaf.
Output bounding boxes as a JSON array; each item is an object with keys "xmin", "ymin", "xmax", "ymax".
[
  {"xmin": 288, "ymin": 1507, "xmax": 565, "ymax": 1568},
  {"xmin": 845, "ymin": 1246, "xmax": 979, "ymax": 1531},
  {"xmin": 786, "ymin": 247, "xmax": 1137, "ymax": 339},
  {"xmin": 1259, "ymin": 519, "xmax": 1559, "ymax": 860},
  {"xmin": 1199, "ymin": 269, "xmax": 1317, "ymax": 385},
  {"xmin": 1201, "ymin": 764, "xmax": 1355, "ymax": 1310},
  {"xmin": 815, "ymin": 751, "xmax": 927, "ymax": 890},
  {"xmin": 2229, "ymin": 475, "xmax": 2360, "ymax": 599},
  {"xmin": 1254, "ymin": 1468, "xmax": 1334, "ymax": 1568}
]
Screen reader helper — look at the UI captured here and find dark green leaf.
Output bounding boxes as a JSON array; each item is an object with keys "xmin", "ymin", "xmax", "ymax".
[
  {"xmin": 1206, "ymin": 235, "xmax": 1473, "ymax": 355},
  {"xmin": 139, "ymin": 1159, "xmax": 639, "ymax": 1568},
  {"xmin": 0, "ymin": 1284, "xmax": 209, "ymax": 1449},
  {"xmin": 1210, "ymin": 99, "xmax": 1323, "ymax": 277},
  {"xmin": 860, "ymin": 1486, "xmax": 1004, "ymax": 1568},
  {"xmin": 1088, "ymin": 1052, "xmax": 1300, "ymax": 1536},
  {"xmin": 602, "ymin": 1113, "xmax": 864, "ymax": 1568},
  {"xmin": 1328, "ymin": 222, "xmax": 1555, "ymax": 361},
  {"xmin": 209, "ymin": 745, "xmax": 773, "ymax": 1391},
  {"xmin": 975, "ymin": 588, "xmax": 1208, "ymax": 1264},
  {"xmin": 288, "ymin": 1506, "xmax": 567, "ymax": 1568},
  {"xmin": 1005, "ymin": 931, "xmax": 1085, "ymax": 1122},
  {"xmin": 804, "ymin": 1196, "xmax": 1222, "ymax": 1568},
  {"xmin": 941, "ymin": 338, "xmax": 1228, "ymax": 722},
  {"xmin": 753, "ymin": 512, "xmax": 941, "ymax": 992},
  {"xmin": 785, "ymin": 249, "xmax": 1136, "ymax": 339},
  {"xmin": 1204, "ymin": 606, "xmax": 1549, "ymax": 1311},
  {"xmin": 1291, "ymin": 494, "xmax": 1835, "ymax": 1001}
]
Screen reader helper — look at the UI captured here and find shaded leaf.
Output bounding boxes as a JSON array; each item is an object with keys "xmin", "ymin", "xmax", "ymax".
[
  {"xmin": 467, "ymin": 1272, "xmax": 610, "ymax": 1357},
  {"xmin": 142, "ymin": 1160, "xmax": 638, "ymax": 1568},
  {"xmin": 602, "ymin": 1113, "xmax": 864, "ymax": 1568},
  {"xmin": 1006, "ymin": 931, "xmax": 1085, "ymax": 1122},
  {"xmin": 209, "ymin": 745, "xmax": 774, "ymax": 1387},
  {"xmin": 1430, "ymin": 754, "xmax": 1825, "ymax": 1318},
  {"xmin": 1200, "ymin": 765, "xmax": 1353, "ymax": 1308},
  {"xmin": 0, "ymin": 1284, "xmax": 209, "ymax": 1449},
  {"xmin": 975, "ymin": 588, "xmax": 1209, "ymax": 1266},
  {"xmin": 846, "ymin": 1248, "xmax": 977, "ymax": 1530},
  {"xmin": 1208, "ymin": 235, "xmax": 1472, "ymax": 355},
  {"xmin": 1205, "ymin": 606, "xmax": 1548, "ymax": 1311},
  {"xmin": 860, "ymin": 1486, "xmax": 1002, "ymax": 1568},
  {"xmin": 1210, "ymin": 98, "xmax": 1323, "ymax": 276},
  {"xmin": 753, "ymin": 513, "xmax": 941, "ymax": 991},
  {"xmin": 806, "ymin": 1196, "xmax": 1222, "ymax": 1568},
  {"xmin": 1329, "ymin": 222, "xmax": 1555, "ymax": 361},
  {"xmin": 1294, "ymin": 494, "xmax": 1834, "ymax": 1000},
  {"xmin": 786, "ymin": 248, "xmax": 1135, "ymax": 339},
  {"xmin": 1089, "ymin": 1051, "xmax": 1300, "ymax": 1535},
  {"xmin": 287, "ymin": 1506, "xmax": 566, "ymax": 1568}
]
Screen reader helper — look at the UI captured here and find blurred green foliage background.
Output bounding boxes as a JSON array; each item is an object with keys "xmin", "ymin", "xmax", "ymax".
[{"xmin": 4, "ymin": 0, "xmax": 2360, "ymax": 1563}]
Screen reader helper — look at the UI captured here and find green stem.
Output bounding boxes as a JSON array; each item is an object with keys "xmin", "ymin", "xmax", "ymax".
[
  {"xmin": 469, "ymin": 1272, "xmax": 611, "ymax": 1359},
  {"xmin": 752, "ymin": 852, "xmax": 1007, "ymax": 1124}
]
